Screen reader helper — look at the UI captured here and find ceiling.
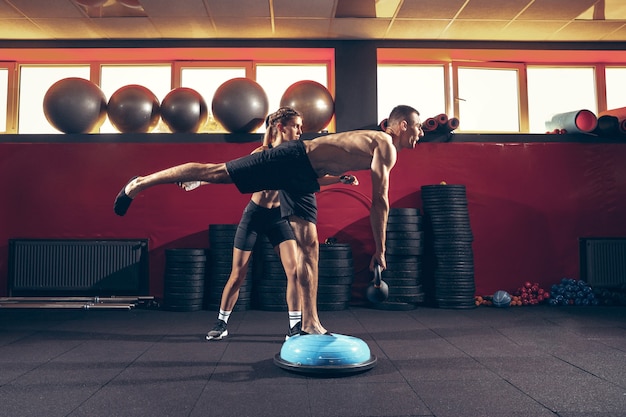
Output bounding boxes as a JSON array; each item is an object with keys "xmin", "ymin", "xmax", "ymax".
[{"xmin": 1, "ymin": 0, "xmax": 626, "ymax": 42}]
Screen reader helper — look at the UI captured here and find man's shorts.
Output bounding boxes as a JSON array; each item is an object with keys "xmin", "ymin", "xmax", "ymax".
[
  {"xmin": 279, "ymin": 191, "xmax": 317, "ymax": 225},
  {"xmin": 233, "ymin": 200, "xmax": 296, "ymax": 251},
  {"xmin": 225, "ymin": 140, "xmax": 320, "ymax": 195}
]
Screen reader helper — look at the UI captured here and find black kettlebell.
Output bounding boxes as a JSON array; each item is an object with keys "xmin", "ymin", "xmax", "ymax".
[{"xmin": 366, "ymin": 263, "xmax": 389, "ymax": 303}]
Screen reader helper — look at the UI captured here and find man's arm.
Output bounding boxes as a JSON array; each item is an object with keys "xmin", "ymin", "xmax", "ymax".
[{"xmin": 369, "ymin": 138, "xmax": 397, "ymax": 271}]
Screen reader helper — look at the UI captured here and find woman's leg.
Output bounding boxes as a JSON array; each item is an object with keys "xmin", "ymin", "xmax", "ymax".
[
  {"xmin": 219, "ymin": 247, "xmax": 253, "ymax": 311},
  {"xmin": 206, "ymin": 247, "xmax": 253, "ymax": 340}
]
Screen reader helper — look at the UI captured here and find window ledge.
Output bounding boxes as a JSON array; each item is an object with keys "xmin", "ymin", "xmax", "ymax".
[{"xmin": 1, "ymin": 132, "xmax": 625, "ymax": 144}]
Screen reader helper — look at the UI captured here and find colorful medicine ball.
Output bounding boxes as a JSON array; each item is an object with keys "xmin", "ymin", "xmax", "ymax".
[{"xmin": 492, "ymin": 290, "xmax": 512, "ymax": 307}]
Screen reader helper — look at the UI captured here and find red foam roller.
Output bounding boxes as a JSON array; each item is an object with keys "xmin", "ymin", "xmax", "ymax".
[
  {"xmin": 594, "ymin": 115, "xmax": 620, "ymax": 136},
  {"xmin": 423, "ymin": 118, "xmax": 438, "ymax": 132},
  {"xmin": 447, "ymin": 117, "xmax": 460, "ymax": 131},
  {"xmin": 599, "ymin": 106, "xmax": 626, "ymax": 121}
]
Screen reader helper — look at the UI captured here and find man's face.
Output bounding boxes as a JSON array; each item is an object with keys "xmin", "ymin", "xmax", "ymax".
[
  {"xmin": 403, "ymin": 113, "xmax": 423, "ymax": 149},
  {"xmin": 280, "ymin": 116, "xmax": 303, "ymax": 141}
]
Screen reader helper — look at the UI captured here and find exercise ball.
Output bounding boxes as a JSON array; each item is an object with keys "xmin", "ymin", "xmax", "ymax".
[
  {"xmin": 492, "ymin": 290, "xmax": 512, "ymax": 308},
  {"xmin": 211, "ymin": 78, "xmax": 268, "ymax": 133},
  {"xmin": 161, "ymin": 87, "xmax": 208, "ymax": 133},
  {"xmin": 280, "ymin": 80, "xmax": 334, "ymax": 133},
  {"xmin": 43, "ymin": 77, "xmax": 107, "ymax": 134},
  {"xmin": 107, "ymin": 84, "xmax": 160, "ymax": 133}
]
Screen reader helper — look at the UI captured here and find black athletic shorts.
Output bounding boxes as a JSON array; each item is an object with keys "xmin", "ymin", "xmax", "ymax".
[
  {"xmin": 233, "ymin": 200, "xmax": 296, "ymax": 251},
  {"xmin": 225, "ymin": 140, "xmax": 320, "ymax": 195},
  {"xmin": 279, "ymin": 191, "xmax": 317, "ymax": 225}
]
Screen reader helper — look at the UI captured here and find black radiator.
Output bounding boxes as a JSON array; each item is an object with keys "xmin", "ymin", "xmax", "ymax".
[
  {"xmin": 580, "ymin": 237, "xmax": 626, "ymax": 288},
  {"xmin": 8, "ymin": 239, "xmax": 149, "ymax": 296}
]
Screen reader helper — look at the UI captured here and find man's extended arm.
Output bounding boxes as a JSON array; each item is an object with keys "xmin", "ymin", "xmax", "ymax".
[{"xmin": 368, "ymin": 138, "xmax": 397, "ymax": 271}]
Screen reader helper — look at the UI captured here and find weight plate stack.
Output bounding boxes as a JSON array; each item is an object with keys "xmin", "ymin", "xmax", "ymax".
[
  {"xmin": 421, "ymin": 184, "xmax": 476, "ymax": 309},
  {"xmin": 372, "ymin": 207, "xmax": 424, "ymax": 311},
  {"xmin": 206, "ymin": 224, "xmax": 253, "ymax": 312},
  {"xmin": 163, "ymin": 248, "xmax": 207, "ymax": 312},
  {"xmin": 254, "ymin": 235, "xmax": 288, "ymax": 311},
  {"xmin": 318, "ymin": 242, "xmax": 353, "ymax": 311}
]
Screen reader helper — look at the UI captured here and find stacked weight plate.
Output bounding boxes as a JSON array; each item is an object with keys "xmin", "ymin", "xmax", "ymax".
[
  {"xmin": 421, "ymin": 184, "xmax": 475, "ymax": 309},
  {"xmin": 254, "ymin": 235, "xmax": 288, "ymax": 311},
  {"xmin": 206, "ymin": 224, "xmax": 253, "ymax": 312},
  {"xmin": 318, "ymin": 243, "xmax": 353, "ymax": 311},
  {"xmin": 372, "ymin": 208, "xmax": 424, "ymax": 311},
  {"xmin": 163, "ymin": 248, "xmax": 207, "ymax": 312}
]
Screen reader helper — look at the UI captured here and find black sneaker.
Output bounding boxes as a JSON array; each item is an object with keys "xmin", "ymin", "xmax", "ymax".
[
  {"xmin": 285, "ymin": 321, "xmax": 301, "ymax": 340},
  {"xmin": 206, "ymin": 320, "xmax": 228, "ymax": 341}
]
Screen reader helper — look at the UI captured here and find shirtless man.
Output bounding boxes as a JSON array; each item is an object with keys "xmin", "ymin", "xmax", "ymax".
[{"xmin": 114, "ymin": 104, "xmax": 423, "ymax": 334}]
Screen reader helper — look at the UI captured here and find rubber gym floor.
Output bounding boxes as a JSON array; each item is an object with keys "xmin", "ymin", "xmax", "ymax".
[{"xmin": 1, "ymin": 305, "xmax": 625, "ymax": 417}]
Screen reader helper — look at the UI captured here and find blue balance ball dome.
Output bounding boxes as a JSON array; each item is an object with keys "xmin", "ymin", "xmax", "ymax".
[
  {"xmin": 280, "ymin": 334, "xmax": 370, "ymax": 366},
  {"xmin": 492, "ymin": 290, "xmax": 512, "ymax": 307},
  {"xmin": 275, "ymin": 333, "xmax": 377, "ymax": 375}
]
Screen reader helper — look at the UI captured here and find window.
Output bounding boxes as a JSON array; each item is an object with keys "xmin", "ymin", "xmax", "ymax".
[
  {"xmin": 605, "ymin": 67, "xmax": 626, "ymax": 110},
  {"xmin": 377, "ymin": 65, "xmax": 447, "ymax": 124},
  {"xmin": 527, "ymin": 66, "xmax": 596, "ymax": 133},
  {"xmin": 18, "ymin": 66, "xmax": 90, "ymax": 134},
  {"xmin": 99, "ymin": 64, "xmax": 171, "ymax": 133},
  {"xmin": 0, "ymin": 67, "xmax": 8, "ymax": 133},
  {"xmin": 454, "ymin": 65, "xmax": 522, "ymax": 132}
]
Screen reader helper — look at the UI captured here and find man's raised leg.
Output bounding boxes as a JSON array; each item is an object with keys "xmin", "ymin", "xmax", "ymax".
[{"xmin": 114, "ymin": 162, "xmax": 230, "ymax": 216}]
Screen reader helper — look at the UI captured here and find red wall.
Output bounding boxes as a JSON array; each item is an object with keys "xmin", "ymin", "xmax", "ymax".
[{"xmin": 2, "ymin": 141, "xmax": 625, "ymax": 300}]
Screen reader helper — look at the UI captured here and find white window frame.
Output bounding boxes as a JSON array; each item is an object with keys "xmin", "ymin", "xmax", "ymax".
[{"xmin": 452, "ymin": 62, "xmax": 527, "ymax": 133}]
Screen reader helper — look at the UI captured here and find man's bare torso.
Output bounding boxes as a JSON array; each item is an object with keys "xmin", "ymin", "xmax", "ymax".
[{"xmin": 304, "ymin": 130, "xmax": 393, "ymax": 177}]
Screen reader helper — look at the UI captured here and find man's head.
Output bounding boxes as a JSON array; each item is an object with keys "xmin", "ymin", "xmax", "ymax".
[{"xmin": 387, "ymin": 105, "xmax": 423, "ymax": 150}]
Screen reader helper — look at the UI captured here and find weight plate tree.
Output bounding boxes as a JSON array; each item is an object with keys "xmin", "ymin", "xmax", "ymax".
[
  {"xmin": 163, "ymin": 248, "xmax": 207, "ymax": 312},
  {"xmin": 421, "ymin": 184, "xmax": 476, "ymax": 309}
]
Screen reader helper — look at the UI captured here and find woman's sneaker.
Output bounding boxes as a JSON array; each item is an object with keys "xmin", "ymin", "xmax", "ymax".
[{"xmin": 206, "ymin": 320, "xmax": 228, "ymax": 341}]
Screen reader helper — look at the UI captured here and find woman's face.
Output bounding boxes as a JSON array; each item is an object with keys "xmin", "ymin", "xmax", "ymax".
[{"xmin": 279, "ymin": 116, "xmax": 303, "ymax": 141}]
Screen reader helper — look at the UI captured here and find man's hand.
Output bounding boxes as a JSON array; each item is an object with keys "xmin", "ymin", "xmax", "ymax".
[
  {"xmin": 370, "ymin": 253, "xmax": 386, "ymax": 271},
  {"xmin": 340, "ymin": 174, "xmax": 359, "ymax": 186},
  {"xmin": 176, "ymin": 181, "xmax": 203, "ymax": 191}
]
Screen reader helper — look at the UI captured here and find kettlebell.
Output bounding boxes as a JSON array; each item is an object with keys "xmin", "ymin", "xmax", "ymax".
[{"xmin": 366, "ymin": 263, "xmax": 389, "ymax": 303}]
